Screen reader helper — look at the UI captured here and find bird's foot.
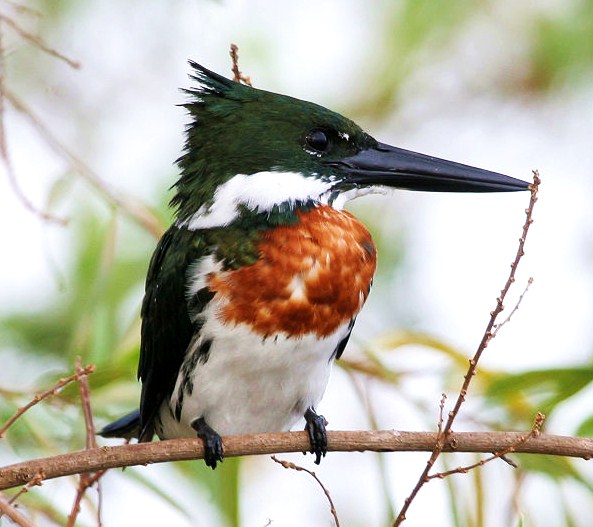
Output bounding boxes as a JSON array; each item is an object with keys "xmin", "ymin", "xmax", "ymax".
[
  {"xmin": 191, "ymin": 417, "xmax": 224, "ymax": 469},
  {"xmin": 304, "ymin": 407, "xmax": 328, "ymax": 464}
]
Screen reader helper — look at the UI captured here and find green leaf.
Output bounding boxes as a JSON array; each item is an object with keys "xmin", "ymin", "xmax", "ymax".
[
  {"xmin": 174, "ymin": 456, "xmax": 241, "ymax": 527},
  {"xmin": 485, "ymin": 367, "xmax": 593, "ymax": 417},
  {"xmin": 517, "ymin": 455, "xmax": 593, "ymax": 492},
  {"xmin": 575, "ymin": 414, "xmax": 593, "ymax": 437}
]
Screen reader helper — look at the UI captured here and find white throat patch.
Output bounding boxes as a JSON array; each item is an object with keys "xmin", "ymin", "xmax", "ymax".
[{"xmin": 183, "ymin": 171, "xmax": 334, "ymax": 230}]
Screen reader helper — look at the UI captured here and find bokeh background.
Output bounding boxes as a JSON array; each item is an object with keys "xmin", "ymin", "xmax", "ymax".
[{"xmin": 2, "ymin": 0, "xmax": 593, "ymax": 525}]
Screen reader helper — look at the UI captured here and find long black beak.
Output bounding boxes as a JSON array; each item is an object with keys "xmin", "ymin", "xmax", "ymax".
[{"xmin": 325, "ymin": 142, "xmax": 529, "ymax": 192}]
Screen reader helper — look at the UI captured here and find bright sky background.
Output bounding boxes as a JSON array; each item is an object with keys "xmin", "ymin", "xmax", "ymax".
[{"xmin": 2, "ymin": 0, "xmax": 593, "ymax": 525}]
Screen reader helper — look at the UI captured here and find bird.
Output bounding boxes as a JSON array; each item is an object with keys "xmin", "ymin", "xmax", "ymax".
[{"xmin": 99, "ymin": 61, "xmax": 530, "ymax": 469}]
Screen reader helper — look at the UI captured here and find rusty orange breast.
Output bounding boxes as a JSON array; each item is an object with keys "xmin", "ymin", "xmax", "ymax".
[{"xmin": 207, "ymin": 205, "xmax": 377, "ymax": 338}]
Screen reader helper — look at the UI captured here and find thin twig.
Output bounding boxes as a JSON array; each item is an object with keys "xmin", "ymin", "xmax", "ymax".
[
  {"xmin": 0, "ymin": 13, "xmax": 80, "ymax": 68},
  {"xmin": 272, "ymin": 456, "xmax": 340, "ymax": 527},
  {"xmin": 393, "ymin": 172, "xmax": 540, "ymax": 526},
  {"xmin": 66, "ymin": 358, "xmax": 104, "ymax": 527},
  {"xmin": 445, "ymin": 171, "xmax": 539, "ymax": 431},
  {"xmin": 492, "ymin": 277, "xmax": 534, "ymax": 337},
  {"xmin": 5, "ymin": 471, "xmax": 44, "ymax": 506},
  {"xmin": 76, "ymin": 358, "xmax": 97, "ymax": 451},
  {"xmin": 0, "ymin": 18, "xmax": 67, "ymax": 224},
  {"xmin": 437, "ymin": 393, "xmax": 447, "ymax": 435},
  {"xmin": 0, "ymin": 493, "xmax": 35, "ymax": 527},
  {"xmin": 1, "ymin": 1, "xmax": 43, "ymax": 18},
  {"xmin": 1, "ymin": 135, "xmax": 68, "ymax": 224},
  {"xmin": 428, "ymin": 412, "xmax": 545, "ymax": 480},
  {"xmin": 0, "ymin": 470, "xmax": 44, "ymax": 522},
  {"xmin": 5, "ymin": 89, "xmax": 165, "ymax": 238},
  {"xmin": 0, "ymin": 429, "xmax": 591, "ymax": 491},
  {"xmin": 229, "ymin": 43, "xmax": 252, "ymax": 86},
  {"xmin": 0, "ymin": 364, "xmax": 95, "ymax": 438},
  {"xmin": 66, "ymin": 471, "xmax": 104, "ymax": 527}
]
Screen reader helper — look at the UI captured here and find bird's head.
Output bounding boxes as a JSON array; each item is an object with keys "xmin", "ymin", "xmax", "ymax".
[{"xmin": 174, "ymin": 62, "xmax": 529, "ymax": 228}]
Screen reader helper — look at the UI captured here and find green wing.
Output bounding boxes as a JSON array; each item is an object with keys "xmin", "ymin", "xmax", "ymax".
[
  {"xmin": 137, "ymin": 226, "xmax": 209, "ymax": 441},
  {"xmin": 137, "ymin": 216, "xmax": 268, "ymax": 441}
]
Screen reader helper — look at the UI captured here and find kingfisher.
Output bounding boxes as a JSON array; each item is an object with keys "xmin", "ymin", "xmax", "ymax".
[{"xmin": 100, "ymin": 62, "xmax": 529, "ymax": 469}]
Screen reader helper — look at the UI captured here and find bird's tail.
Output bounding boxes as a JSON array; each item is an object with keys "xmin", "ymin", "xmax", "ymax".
[{"xmin": 98, "ymin": 409, "xmax": 140, "ymax": 440}]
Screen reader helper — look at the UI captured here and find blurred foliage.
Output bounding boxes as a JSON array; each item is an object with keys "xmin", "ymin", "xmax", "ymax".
[
  {"xmin": 354, "ymin": 0, "xmax": 593, "ymax": 118},
  {"xmin": 354, "ymin": 0, "xmax": 478, "ymax": 118},
  {"xmin": 351, "ymin": 333, "xmax": 593, "ymax": 527},
  {"xmin": 0, "ymin": 202, "xmax": 241, "ymax": 525},
  {"xmin": 3, "ymin": 0, "xmax": 593, "ymax": 526},
  {"xmin": 485, "ymin": 367, "xmax": 593, "ymax": 424},
  {"xmin": 527, "ymin": 0, "xmax": 593, "ymax": 92}
]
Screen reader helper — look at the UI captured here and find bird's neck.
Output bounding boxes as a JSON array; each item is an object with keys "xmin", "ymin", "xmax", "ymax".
[{"xmin": 175, "ymin": 170, "xmax": 337, "ymax": 230}]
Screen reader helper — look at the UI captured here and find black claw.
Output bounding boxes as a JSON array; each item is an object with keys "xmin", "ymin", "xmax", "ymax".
[
  {"xmin": 191, "ymin": 417, "xmax": 224, "ymax": 469},
  {"xmin": 304, "ymin": 407, "xmax": 328, "ymax": 464}
]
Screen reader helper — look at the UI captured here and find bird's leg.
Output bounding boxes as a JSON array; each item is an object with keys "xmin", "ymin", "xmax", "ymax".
[
  {"xmin": 191, "ymin": 417, "xmax": 224, "ymax": 469},
  {"xmin": 304, "ymin": 407, "xmax": 328, "ymax": 464}
]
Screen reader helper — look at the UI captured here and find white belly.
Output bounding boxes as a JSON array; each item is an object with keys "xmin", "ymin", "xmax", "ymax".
[{"xmin": 157, "ymin": 304, "xmax": 348, "ymax": 439}]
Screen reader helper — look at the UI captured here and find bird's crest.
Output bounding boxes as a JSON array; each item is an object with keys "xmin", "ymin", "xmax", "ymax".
[{"xmin": 171, "ymin": 62, "xmax": 370, "ymax": 225}]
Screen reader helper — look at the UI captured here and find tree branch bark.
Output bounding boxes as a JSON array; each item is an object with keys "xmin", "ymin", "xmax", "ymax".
[{"xmin": 1, "ymin": 429, "xmax": 591, "ymax": 491}]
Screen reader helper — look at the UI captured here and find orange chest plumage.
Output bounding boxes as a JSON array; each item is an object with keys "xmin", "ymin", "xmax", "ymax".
[{"xmin": 207, "ymin": 205, "xmax": 377, "ymax": 338}]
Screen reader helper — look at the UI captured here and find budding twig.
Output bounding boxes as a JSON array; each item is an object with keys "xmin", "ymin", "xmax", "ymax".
[
  {"xmin": 393, "ymin": 171, "xmax": 540, "ymax": 526},
  {"xmin": 5, "ymin": 471, "xmax": 44, "ymax": 507},
  {"xmin": 428, "ymin": 412, "xmax": 545, "ymax": 480},
  {"xmin": 0, "ymin": 364, "xmax": 95, "ymax": 439},
  {"xmin": 0, "ymin": 470, "xmax": 43, "ymax": 522},
  {"xmin": 66, "ymin": 358, "xmax": 104, "ymax": 527},
  {"xmin": 229, "ymin": 43, "xmax": 252, "ymax": 86},
  {"xmin": 492, "ymin": 277, "xmax": 533, "ymax": 337}
]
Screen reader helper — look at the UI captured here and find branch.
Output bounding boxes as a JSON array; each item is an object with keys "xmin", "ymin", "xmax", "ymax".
[{"xmin": 0, "ymin": 430, "xmax": 591, "ymax": 491}]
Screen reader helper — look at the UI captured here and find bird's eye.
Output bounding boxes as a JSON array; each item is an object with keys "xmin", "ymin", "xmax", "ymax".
[{"xmin": 305, "ymin": 129, "xmax": 330, "ymax": 152}]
